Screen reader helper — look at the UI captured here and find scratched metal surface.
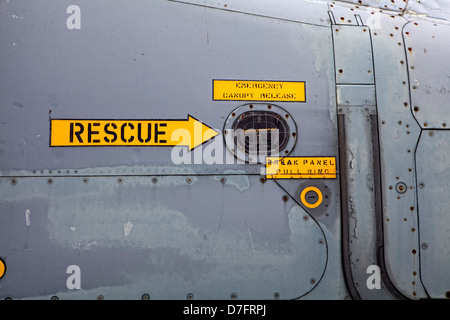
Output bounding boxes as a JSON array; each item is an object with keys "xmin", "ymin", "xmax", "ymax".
[
  {"xmin": 407, "ymin": 0, "xmax": 450, "ymax": 21},
  {"xmin": 404, "ymin": 20, "xmax": 450, "ymax": 129},
  {"xmin": 416, "ymin": 131, "xmax": 450, "ymax": 299},
  {"xmin": 327, "ymin": 3, "xmax": 432, "ymax": 299},
  {"xmin": 0, "ymin": 175, "xmax": 327, "ymax": 299}
]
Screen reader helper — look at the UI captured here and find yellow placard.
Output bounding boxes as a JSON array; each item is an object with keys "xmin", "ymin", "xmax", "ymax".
[
  {"xmin": 213, "ymin": 80, "xmax": 306, "ymax": 102},
  {"xmin": 50, "ymin": 116, "xmax": 220, "ymax": 150},
  {"xmin": 266, "ymin": 157, "xmax": 336, "ymax": 179}
]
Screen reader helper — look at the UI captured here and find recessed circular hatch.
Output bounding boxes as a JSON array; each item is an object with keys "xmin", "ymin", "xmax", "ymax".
[{"xmin": 223, "ymin": 104, "xmax": 297, "ymax": 163}]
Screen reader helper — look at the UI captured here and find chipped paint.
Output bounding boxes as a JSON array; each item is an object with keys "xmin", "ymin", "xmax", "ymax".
[
  {"xmin": 123, "ymin": 221, "xmax": 134, "ymax": 237},
  {"xmin": 213, "ymin": 170, "xmax": 250, "ymax": 191},
  {"xmin": 25, "ymin": 209, "xmax": 31, "ymax": 227}
]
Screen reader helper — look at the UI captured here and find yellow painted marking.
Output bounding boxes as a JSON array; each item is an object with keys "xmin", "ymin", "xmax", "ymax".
[
  {"xmin": 213, "ymin": 80, "xmax": 306, "ymax": 102},
  {"xmin": 300, "ymin": 186, "xmax": 323, "ymax": 209},
  {"xmin": 0, "ymin": 258, "xmax": 5, "ymax": 279},
  {"xmin": 265, "ymin": 157, "xmax": 336, "ymax": 179},
  {"xmin": 50, "ymin": 116, "xmax": 220, "ymax": 150}
]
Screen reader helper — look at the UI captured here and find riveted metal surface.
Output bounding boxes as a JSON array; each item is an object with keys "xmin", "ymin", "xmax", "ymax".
[
  {"xmin": 328, "ymin": 3, "xmax": 428, "ymax": 299},
  {"xmin": 336, "ymin": 0, "xmax": 407, "ymax": 12},
  {"xmin": 416, "ymin": 131, "xmax": 450, "ymax": 299},
  {"xmin": 0, "ymin": 175, "xmax": 327, "ymax": 299},
  {"xmin": 404, "ymin": 20, "xmax": 450, "ymax": 129},
  {"xmin": 368, "ymin": 11, "xmax": 426, "ymax": 299},
  {"xmin": 333, "ymin": 25, "xmax": 375, "ymax": 85}
]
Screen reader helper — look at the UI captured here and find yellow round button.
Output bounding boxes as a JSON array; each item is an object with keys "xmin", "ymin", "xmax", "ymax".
[{"xmin": 300, "ymin": 186, "xmax": 323, "ymax": 209}]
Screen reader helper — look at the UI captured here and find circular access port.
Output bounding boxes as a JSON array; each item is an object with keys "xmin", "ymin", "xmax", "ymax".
[{"xmin": 223, "ymin": 104, "xmax": 297, "ymax": 163}]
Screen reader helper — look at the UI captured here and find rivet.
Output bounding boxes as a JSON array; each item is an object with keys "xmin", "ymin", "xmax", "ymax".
[
  {"xmin": 396, "ymin": 182, "xmax": 407, "ymax": 194},
  {"xmin": 142, "ymin": 294, "xmax": 150, "ymax": 300}
]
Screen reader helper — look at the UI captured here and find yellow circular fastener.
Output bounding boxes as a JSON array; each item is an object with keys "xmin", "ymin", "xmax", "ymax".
[
  {"xmin": 0, "ymin": 258, "xmax": 5, "ymax": 280},
  {"xmin": 300, "ymin": 186, "xmax": 323, "ymax": 209}
]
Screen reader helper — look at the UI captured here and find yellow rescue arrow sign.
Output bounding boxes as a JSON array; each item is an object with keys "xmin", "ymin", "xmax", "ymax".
[{"xmin": 50, "ymin": 115, "xmax": 220, "ymax": 150}]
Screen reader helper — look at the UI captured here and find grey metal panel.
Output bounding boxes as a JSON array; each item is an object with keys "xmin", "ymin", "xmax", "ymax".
[
  {"xmin": 407, "ymin": 0, "xmax": 450, "ymax": 21},
  {"xmin": 274, "ymin": 177, "xmax": 348, "ymax": 299},
  {"xmin": 336, "ymin": 0, "xmax": 406, "ymax": 12},
  {"xmin": 332, "ymin": 18, "xmax": 397, "ymax": 299},
  {"xmin": 339, "ymin": 107, "xmax": 391, "ymax": 299},
  {"xmin": 170, "ymin": 0, "xmax": 331, "ymax": 26},
  {"xmin": 0, "ymin": 0, "xmax": 336, "ymax": 177},
  {"xmin": 416, "ymin": 131, "xmax": 450, "ymax": 299},
  {"xmin": 367, "ymin": 12, "xmax": 426, "ymax": 299},
  {"xmin": 336, "ymin": 84, "xmax": 376, "ymax": 106},
  {"xmin": 329, "ymin": 4, "xmax": 428, "ymax": 299},
  {"xmin": 0, "ymin": 175, "xmax": 327, "ymax": 299},
  {"xmin": 333, "ymin": 25, "xmax": 374, "ymax": 85},
  {"xmin": 404, "ymin": 20, "xmax": 450, "ymax": 129}
]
